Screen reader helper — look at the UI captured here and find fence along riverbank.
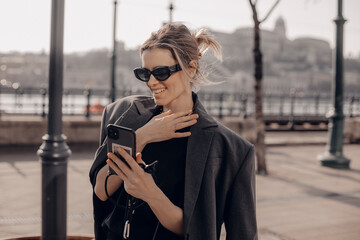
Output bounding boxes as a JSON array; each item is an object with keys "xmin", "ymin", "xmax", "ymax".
[{"xmin": 1, "ymin": 87, "xmax": 359, "ymax": 119}]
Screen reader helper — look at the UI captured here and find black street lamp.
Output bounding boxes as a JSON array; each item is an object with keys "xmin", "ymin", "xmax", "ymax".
[
  {"xmin": 37, "ymin": 0, "xmax": 71, "ymax": 239},
  {"xmin": 169, "ymin": 2, "xmax": 174, "ymax": 23},
  {"xmin": 318, "ymin": 0, "xmax": 350, "ymax": 168},
  {"xmin": 110, "ymin": 0, "xmax": 118, "ymax": 103}
]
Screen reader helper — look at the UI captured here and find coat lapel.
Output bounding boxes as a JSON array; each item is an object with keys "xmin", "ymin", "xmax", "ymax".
[
  {"xmin": 184, "ymin": 96, "xmax": 218, "ymax": 232},
  {"xmin": 118, "ymin": 98, "xmax": 158, "ymax": 130}
]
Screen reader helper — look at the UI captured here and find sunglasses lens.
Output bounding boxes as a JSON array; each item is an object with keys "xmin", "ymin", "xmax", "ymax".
[
  {"xmin": 152, "ymin": 68, "xmax": 170, "ymax": 81},
  {"xmin": 134, "ymin": 68, "xmax": 150, "ymax": 81}
]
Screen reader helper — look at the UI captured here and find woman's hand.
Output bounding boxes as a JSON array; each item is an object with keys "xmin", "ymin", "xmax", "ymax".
[
  {"xmin": 106, "ymin": 147, "xmax": 184, "ymax": 235},
  {"xmin": 136, "ymin": 109, "xmax": 198, "ymax": 152},
  {"xmin": 106, "ymin": 147, "xmax": 158, "ymax": 202}
]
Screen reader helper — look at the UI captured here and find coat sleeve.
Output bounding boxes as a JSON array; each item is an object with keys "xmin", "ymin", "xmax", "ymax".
[
  {"xmin": 89, "ymin": 106, "xmax": 108, "ymax": 187},
  {"xmin": 88, "ymin": 106, "xmax": 114, "ymax": 240},
  {"xmin": 224, "ymin": 145, "xmax": 258, "ymax": 240}
]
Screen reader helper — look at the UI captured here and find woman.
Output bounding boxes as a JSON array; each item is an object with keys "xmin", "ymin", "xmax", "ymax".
[{"xmin": 89, "ymin": 23, "xmax": 257, "ymax": 240}]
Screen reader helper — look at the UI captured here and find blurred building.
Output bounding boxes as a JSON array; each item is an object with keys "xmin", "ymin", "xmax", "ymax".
[
  {"xmin": 0, "ymin": 16, "xmax": 359, "ymax": 95},
  {"xmin": 211, "ymin": 16, "xmax": 337, "ymax": 94}
]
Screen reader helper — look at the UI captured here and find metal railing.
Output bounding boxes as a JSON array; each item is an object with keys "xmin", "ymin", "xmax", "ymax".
[{"xmin": 0, "ymin": 86, "xmax": 359, "ymax": 120}]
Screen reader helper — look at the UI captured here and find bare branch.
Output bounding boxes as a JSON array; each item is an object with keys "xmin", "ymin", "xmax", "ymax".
[
  {"xmin": 248, "ymin": 0, "xmax": 260, "ymax": 25},
  {"xmin": 260, "ymin": 0, "xmax": 281, "ymax": 23}
]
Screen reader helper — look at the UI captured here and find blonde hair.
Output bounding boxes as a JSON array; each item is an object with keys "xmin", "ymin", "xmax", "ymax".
[{"xmin": 140, "ymin": 23, "xmax": 222, "ymax": 89}]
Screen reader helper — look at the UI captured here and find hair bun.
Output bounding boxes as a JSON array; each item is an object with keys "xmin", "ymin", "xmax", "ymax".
[{"xmin": 193, "ymin": 28, "xmax": 222, "ymax": 61}]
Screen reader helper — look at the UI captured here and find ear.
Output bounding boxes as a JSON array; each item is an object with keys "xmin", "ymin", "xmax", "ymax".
[{"xmin": 188, "ymin": 60, "xmax": 198, "ymax": 79}]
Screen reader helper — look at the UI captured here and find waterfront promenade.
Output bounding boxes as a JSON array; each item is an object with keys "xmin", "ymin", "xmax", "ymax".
[{"xmin": 0, "ymin": 132, "xmax": 359, "ymax": 240}]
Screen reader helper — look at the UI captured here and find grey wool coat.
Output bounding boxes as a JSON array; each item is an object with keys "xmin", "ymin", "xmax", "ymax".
[{"xmin": 89, "ymin": 93, "xmax": 257, "ymax": 240}]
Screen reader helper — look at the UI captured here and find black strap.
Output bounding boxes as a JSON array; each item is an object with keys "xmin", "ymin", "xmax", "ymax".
[{"xmin": 104, "ymin": 160, "xmax": 159, "ymax": 239}]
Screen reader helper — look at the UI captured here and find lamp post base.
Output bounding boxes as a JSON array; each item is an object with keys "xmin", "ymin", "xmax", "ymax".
[{"xmin": 317, "ymin": 152, "xmax": 350, "ymax": 169}]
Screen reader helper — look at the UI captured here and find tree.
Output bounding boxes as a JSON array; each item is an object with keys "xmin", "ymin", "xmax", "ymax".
[{"xmin": 248, "ymin": 0, "xmax": 280, "ymax": 175}]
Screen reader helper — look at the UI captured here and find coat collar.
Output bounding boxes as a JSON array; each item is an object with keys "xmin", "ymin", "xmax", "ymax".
[
  {"xmin": 130, "ymin": 93, "xmax": 218, "ymax": 130},
  {"xmin": 118, "ymin": 97, "xmax": 159, "ymax": 130}
]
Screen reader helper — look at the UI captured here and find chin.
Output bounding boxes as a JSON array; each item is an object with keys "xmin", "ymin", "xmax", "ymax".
[{"xmin": 153, "ymin": 97, "xmax": 165, "ymax": 106}]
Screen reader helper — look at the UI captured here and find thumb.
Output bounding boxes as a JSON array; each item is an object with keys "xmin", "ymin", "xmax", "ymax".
[{"xmin": 135, "ymin": 152, "xmax": 143, "ymax": 164}]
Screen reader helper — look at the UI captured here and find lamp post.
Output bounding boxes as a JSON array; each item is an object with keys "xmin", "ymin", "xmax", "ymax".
[
  {"xmin": 110, "ymin": 0, "xmax": 118, "ymax": 103},
  {"xmin": 37, "ymin": 0, "xmax": 71, "ymax": 239},
  {"xmin": 169, "ymin": 2, "xmax": 174, "ymax": 23},
  {"xmin": 318, "ymin": 0, "xmax": 350, "ymax": 168}
]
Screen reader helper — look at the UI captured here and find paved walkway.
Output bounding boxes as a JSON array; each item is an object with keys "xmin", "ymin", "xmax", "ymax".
[{"xmin": 0, "ymin": 132, "xmax": 359, "ymax": 239}]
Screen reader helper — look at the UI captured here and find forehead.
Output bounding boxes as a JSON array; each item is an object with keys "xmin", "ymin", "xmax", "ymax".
[{"xmin": 141, "ymin": 48, "xmax": 176, "ymax": 69}]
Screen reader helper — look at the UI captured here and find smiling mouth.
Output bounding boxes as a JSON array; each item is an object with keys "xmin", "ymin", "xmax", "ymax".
[{"xmin": 152, "ymin": 88, "xmax": 166, "ymax": 94}]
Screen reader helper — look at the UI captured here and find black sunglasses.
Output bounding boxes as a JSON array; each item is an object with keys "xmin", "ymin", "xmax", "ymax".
[{"xmin": 133, "ymin": 64, "xmax": 182, "ymax": 82}]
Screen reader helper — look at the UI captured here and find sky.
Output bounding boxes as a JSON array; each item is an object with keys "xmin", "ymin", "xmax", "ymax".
[{"xmin": 0, "ymin": 0, "xmax": 359, "ymax": 57}]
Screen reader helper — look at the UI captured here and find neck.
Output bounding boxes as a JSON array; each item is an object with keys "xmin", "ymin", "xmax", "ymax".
[{"xmin": 163, "ymin": 92, "xmax": 194, "ymax": 113}]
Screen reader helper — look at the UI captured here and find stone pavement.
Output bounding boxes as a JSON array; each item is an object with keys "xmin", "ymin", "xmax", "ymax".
[{"xmin": 0, "ymin": 132, "xmax": 359, "ymax": 240}]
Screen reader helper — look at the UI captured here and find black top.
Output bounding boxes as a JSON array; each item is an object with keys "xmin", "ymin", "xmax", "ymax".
[{"xmin": 104, "ymin": 110, "xmax": 189, "ymax": 240}]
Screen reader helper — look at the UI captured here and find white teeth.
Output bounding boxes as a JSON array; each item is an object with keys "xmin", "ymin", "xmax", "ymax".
[{"xmin": 153, "ymin": 88, "xmax": 166, "ymax": 94}]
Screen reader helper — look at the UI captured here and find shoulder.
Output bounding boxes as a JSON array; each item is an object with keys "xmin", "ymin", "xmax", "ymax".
[
  {"xmin": 102, "ymin": 95, "xmax": 154, "ymax": 124},
  {"xmin": 213, "ymin": 122, "xmax": 253, "ymax": 150},
  {"xmin": 207, "ymin": 120, "xmax": 254, "ymax": 168},
  {"xmin": 215, "ymin": 122, "xmax": 253, "ymax": 149},
  {"xmin": 194, "ymin": 96, "xmax": 253, "ymax": 157},
  {"xmin": 105, "ymin": 95, "xmax": 154, "ymax": 112}
]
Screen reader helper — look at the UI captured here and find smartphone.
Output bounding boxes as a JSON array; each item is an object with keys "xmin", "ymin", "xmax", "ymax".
[{"xmin": 107, "ymin": 124, "xmax": 136, "ymax": 175}]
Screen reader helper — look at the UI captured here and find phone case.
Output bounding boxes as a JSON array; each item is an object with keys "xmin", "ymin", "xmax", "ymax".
[{"xmin": 106, "ymin": 124, "xmax": 136, "ymax": 175}]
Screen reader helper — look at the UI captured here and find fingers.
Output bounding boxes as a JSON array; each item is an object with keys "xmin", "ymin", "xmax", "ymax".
[
  {"xmin": 173, "ymin": 131, "xmax": 191, "ymax": 138},
  {"xmin": 135, "ymin": 152, "xmax": 143, "ymax": 164},
  {"xmin": 174, "ymin": 116, "xmax": 198, "ymax": 130},
  {"xmin": 116, "ymin": 147, "xmax": 144, "ymax": 175},
  {"xmin": 106, "ymin": 159, "xmax": 127, "ymax": 179},
  {"xmin": 107, "ymin": 152, "xmax": 132, "ymax": 177},
  {"xmin": 169, "ymin": 109, "xmax": 193, "ymax": 120}
]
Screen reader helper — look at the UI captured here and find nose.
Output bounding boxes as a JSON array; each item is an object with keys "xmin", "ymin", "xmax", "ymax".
[{"xmin": 147, "ymin": 74, "xmax": 159, "ymax": 86}]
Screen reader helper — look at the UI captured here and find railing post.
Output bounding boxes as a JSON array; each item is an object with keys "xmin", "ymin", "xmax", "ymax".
[
  {"xmin": 315, "ymin": 93, "xmax": 320, "ymax": 116},
  {"xmin": 241, "ymin": 93, "xmax": 248, "ymax": 119},
  {"xmin": 41, "ymin": 88, "xmax": 47, "ymax": 118},
  {"xmin": 279, "ymin": 93, "xmax": 284, "ymax": 119},
  {"xmin": 289, "ymin": 89, "xmax": 296, "ymax": 130},
  {"xmin": 268, "ymin": 93, "xmax": 272, "ymax": 114},
  {"xmin": 349, "ymin": 96, "xmax": 354, "ymax": 118},
  {"xmin": 228, "ymin": 93, "xmax": 234, "ymax": 117},
  {"xmin": 84, "ymin": 88, "xmax": 91, "ymax": 118},
  {"xmin": 218, "ymin": 92, "xmax": 224, "ymax": 119},
  {"xmin": 63, "ymin": 90, "xmax": 69, "ymax": 115}
]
